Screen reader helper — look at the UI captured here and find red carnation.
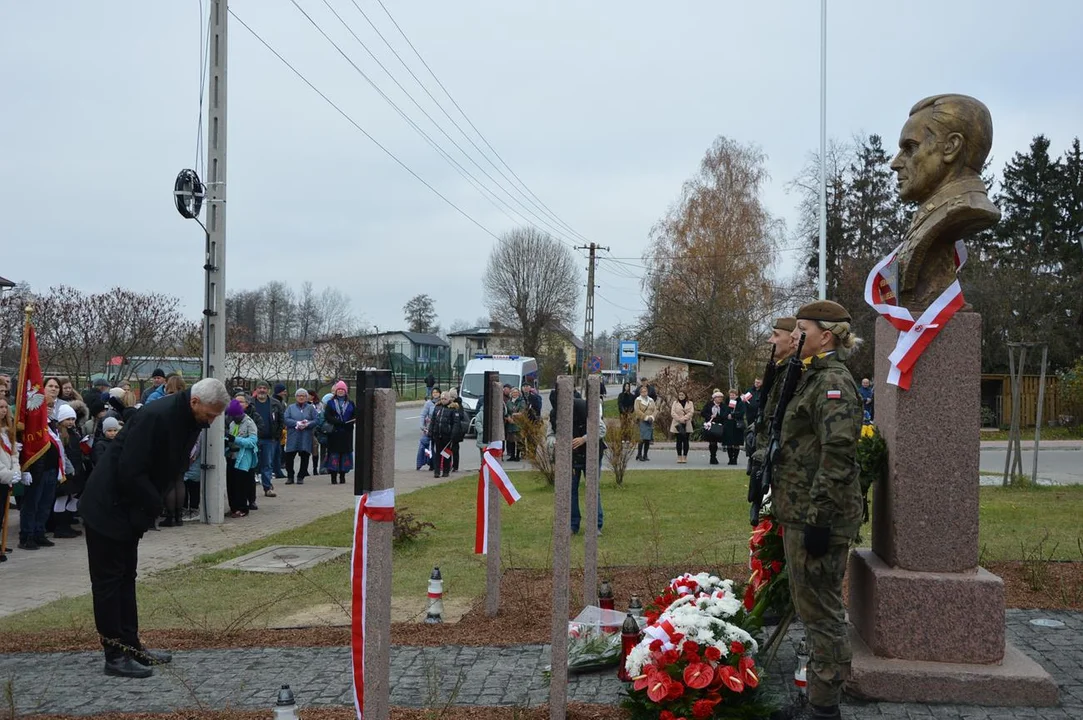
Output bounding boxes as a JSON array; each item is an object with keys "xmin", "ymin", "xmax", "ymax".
[
  {"xmin": 719, "ymin": 665, "xmax": 745, "ymax": 693},
  {"xmin": 666, "ymin": 680, "xmax": 685, "ymax": 701},
  {"xmin": 683, "ymin": 662, "xmax": 714, "ymax": 690},
  {"xmin": 649, "ymin": 639, "xmax": 664, "ymax": 652},
  {"xmin": 645, "ymin": 611, "xmax": 661, "ymax": 625},
  {"xmin": 730, "ymin": 641, "xmax": 745, "ymax": 655},
  {"xmin": 692, "ymin": 699, "xmax": 719, "ymax": 719},
  {"xmin": 661, "ymin": 649, "xmax": 680, "ymax": 666},
  {"xmin": 660, "ymin": 712, "xmax": 676, "ymax": 720},
  {"xmin": 772, "ymin": 560, "xmax": 783, "ymax": 574},
  {"xmin": 743, "ymin": 584, "xmax": 755, "ymax": 610},
  {"xmin": 705, "ymin": 646, "xmax": 723, "ymax": 662}
]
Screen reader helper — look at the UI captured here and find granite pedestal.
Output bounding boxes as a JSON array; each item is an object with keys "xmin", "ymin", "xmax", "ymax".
[{"xmin": 846, "ymin": 315, "xmax": 1058, "ymax": 706}]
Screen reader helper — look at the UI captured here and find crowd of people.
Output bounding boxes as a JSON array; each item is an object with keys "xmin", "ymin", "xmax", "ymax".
[
  {"xmin": 415, "ymin": 382, "xmax": 543, "ymax": 475},
  {"xmin": 0, "ymin": 369, "xmax": 361, "ymax": 554}
]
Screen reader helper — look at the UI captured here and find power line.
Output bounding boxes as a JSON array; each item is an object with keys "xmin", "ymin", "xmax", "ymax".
[
  {"xmin": 596, "ymin": 291, "xmax": 643, "ymax": 314},
  {"xmin": 343, "ymin": 0, "xmax": 591, "ymax": 246},
  {"xmin": 309, "ymin": 0, "xmax": 579, "ymax": 246},
  {"xmin": 370, "ymin": 0, "xmax": 594, "ymax": 246},
  {"xmin": 228, "ymin": 8, "xmax": 503, "ymax": 242},
  {"xmin": 285, "ymin": 0, "xmax": 572, "ymax": 241}
]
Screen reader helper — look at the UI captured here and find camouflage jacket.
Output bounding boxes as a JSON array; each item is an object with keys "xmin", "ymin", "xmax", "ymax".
[{"xmin": 772, "ymin": 353, "xmax": 863, "ymax": 538}]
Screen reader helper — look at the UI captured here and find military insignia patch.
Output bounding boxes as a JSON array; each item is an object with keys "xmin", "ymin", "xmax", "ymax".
[{"xmin": 826, "ymin": 390, "xmax": 842, "ymax": 400}]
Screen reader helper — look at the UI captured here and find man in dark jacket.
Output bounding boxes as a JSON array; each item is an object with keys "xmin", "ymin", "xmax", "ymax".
[
  {"xmin": 251, "ymin": 381, "xmax": 284, "ymax": 495},
  {"xmin": 272, "ymin": 383, "xmax": 289, "ymax": 479},
  {"xmin": 80, "ymin": 379, "xmax": 229, "ymax": 679}
]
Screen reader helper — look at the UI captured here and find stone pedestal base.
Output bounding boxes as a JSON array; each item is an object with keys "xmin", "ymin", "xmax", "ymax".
[
  {"xmin": 847, "ymin": 628, "xmax": 1060, "ymax": 707},
  {"xmin": 848, "ymin": 549, "xmax": 1004, "ymax": 664}
]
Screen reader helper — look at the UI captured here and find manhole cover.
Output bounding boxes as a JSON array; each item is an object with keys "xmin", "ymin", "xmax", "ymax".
[
  {"xmin": 215, "ymin": 545, "xmax": 349, "ymax": 574},
  {"xmin": 1029, "ymin": 618, "xmax": 1065, "ymax": 628}
]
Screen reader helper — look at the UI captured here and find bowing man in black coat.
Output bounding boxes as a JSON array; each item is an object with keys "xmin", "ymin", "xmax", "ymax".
[{"xmin": 79, "ymin": 378, "xmax": 230, "ymax": 679}]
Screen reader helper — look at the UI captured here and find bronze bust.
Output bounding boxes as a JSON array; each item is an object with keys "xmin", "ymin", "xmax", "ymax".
[{"xmin": 890, "ymin": 94, "xmax": 1000, "ymax": 310}]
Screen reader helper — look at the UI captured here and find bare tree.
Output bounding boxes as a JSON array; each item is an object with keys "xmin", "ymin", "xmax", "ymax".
[
  {"xmin": 317, "ymin": 287, "xmax": 354, "ymax": 338},
  {"xmin": 483, "ymin": 228, "xmax": 581, "ymax": 358},
  {"xmin": 296, "ymin": 281, "xmax": 321, "ymax": 343}
]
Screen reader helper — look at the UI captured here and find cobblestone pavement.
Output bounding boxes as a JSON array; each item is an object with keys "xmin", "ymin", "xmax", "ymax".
[{"xmin": 0, "ymin": 610, "xmax": 1078, "ymax": 718}]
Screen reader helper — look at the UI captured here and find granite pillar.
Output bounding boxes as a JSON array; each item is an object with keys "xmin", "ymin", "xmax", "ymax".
[
  {"xmin": 549, "ymin": 376, "xmax": 574, "ymax": 720},
  {"xmin": 363, "ymin": 386, "xmax": 395, "ymax": 720},
  {"xmin": 583, "ymin": 375, "xmax": 601, "ymax": 609},
  {"xmin": 847, "ymin": 315, "xmax": 1057, "ymax": 705},
  {"xmin": 485, "ymin": 374, "xmax": 505, "ymax": 617}
]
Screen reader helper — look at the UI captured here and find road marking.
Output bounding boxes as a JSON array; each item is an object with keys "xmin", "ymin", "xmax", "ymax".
[{"xmin": 404, "ymin": 415, "xmax": 420, "ymax": 420}]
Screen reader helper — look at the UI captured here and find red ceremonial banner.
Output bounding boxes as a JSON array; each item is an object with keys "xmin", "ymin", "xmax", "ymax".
[{"xmin": 17, "ymin": 321, "xmax": 49, "ymax": 470}]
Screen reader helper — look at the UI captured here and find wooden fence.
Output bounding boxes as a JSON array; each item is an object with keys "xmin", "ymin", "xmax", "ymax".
[{"xmin": 982, "ymin": 374, "xmax": 1060, "ymax": 428}]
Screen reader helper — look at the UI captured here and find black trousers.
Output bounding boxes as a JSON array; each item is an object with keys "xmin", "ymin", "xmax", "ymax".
[
  {"xmin": 285, "ymin": 450, "xmax": 310, "ymax": 480},
  {"xmin": 227, "ymin": 464, "xmax": 251, "ymax": 513},
  {"xmin": 675, "ymin": 432, "xmax": 690, "ymax": 456},
  {"xmin": 85, "ymin": 525, "xmax": 140, "ymax": 660}
]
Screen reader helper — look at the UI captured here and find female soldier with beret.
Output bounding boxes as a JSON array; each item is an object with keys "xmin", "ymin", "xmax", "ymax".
[{"xmin": 771, "ymin": 300, "xmax": 862, "ymax": 720}]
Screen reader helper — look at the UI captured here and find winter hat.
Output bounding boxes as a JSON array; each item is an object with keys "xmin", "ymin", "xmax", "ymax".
[
  {"xmin": 712, "ymin": 389, "xmax": 724, "ymax": 399},
  {"xmin": 322, "ymin": 393, "xmax": 333, "ymax": 405},
  {"xmin": 93, "ymin": 378, "xmax": 110, "ymax": 389},
  {"xmin": 333, "ymin": 380, "xmax": 348, "ymax": 394},
  {"xmin": 226, "ymin": 399, "xmax": 245, "ymax": 420},
  {"xmin": 273, "ymin": 383, "xmax": 287, "ymax": 395},
  {"xmin": 109, "ymin": 387, "xmax": 126, "ymax": 400},
  {"xmin": 102, "ymin": 417, "xmax": 120, "ymax": 432},
  {"xmin": 57, "ymin": 404, "xmax": 77, "ymax": 423},
  {"xmin": 151, "ymin": 368, "xmax": 166, "ymax": 379},
  {"xmin": 88, "ymin": 398, "xmax": 107, "ymax": 417}
]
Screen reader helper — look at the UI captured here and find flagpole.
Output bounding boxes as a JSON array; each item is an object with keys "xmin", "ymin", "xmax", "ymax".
[{"xmin": 1, "ymin": 304, "xmax": 33, "ymax": 557}]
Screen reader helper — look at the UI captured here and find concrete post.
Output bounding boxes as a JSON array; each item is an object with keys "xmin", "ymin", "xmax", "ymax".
[
  {"xmin": 583, "ymin": 374, "xmax": 601, "ymax": 608},
  {"xmin": 549, "ymin": 376, "xmax": 573, "ymax": 719},
  {"xmin": 484, "ymin": 371, "xmax": 505, "ymax": 617}
]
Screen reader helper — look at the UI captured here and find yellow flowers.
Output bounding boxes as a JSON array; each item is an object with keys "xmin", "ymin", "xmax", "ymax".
[{"xmin": 861, "ymin": 423, "xmax": 878, "ymax": 439}]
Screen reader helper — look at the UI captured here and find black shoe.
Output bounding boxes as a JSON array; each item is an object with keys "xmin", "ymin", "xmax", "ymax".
[
  {"xmin": 173, "ymin": 512, "xmax": 184, "ymax": 526},
  {"xmin": 442, "ymin": 471, "xmax": 450, "ymax": 477},
  {"xmin": 18, "ymin": 539, "xmax": 39, "ymax": 551},
  {"xmin": 296, "ymin": 479, "xmax": 304, "ymax": 485},
  {"xmin": 248, "ymin": 503, "xmax": 259, "ymax": 511},
  {"xmin": 284, "ymin": 479, "xmax": 295, "ymax": 485},
  {"xmin": 33, "ymin": 536, "xmax": 56, "ymax": 547},
  {"xmin": 53, "ymin": 528, "xmax": 83, "ymax": 538},
  {"xmin": 104, "ymin": 656, "xmax": 154, "ymax": 679},
  {"xmin": 132, "ymin": 647, "xmax": 173, "ymax": 666},
  {"xmin": 709, "ymin": 457, "xmax": 719, "ymax": 465},
  {"xmin": 159, "ymin": 516, "xmax": 176, "ymax": 528}
]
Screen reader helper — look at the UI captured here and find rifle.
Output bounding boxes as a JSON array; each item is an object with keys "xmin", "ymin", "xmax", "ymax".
[
  {"xmin": 749, "ymin": 332, "xmax": 806, "ymax": 526},
  {"xmin": 745, "ymin": 346, "xmax": 777, "ymax": 478}
]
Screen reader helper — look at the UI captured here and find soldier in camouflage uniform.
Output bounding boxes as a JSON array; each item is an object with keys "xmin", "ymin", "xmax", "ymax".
[
  {"xmin": 770, "ymin": 300, "xmax": 863, "ymax": 720},
  {"xmin": 750, "ymin": 316, "xmax": 797, "ymax": 466}
]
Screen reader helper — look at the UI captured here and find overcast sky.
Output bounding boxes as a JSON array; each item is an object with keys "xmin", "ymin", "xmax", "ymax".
[{"xmin": 3, "ymin": 1, "xmax": 1081, "ymax": 339}]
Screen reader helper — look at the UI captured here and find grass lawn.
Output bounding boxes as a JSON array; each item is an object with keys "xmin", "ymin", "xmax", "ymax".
[{"xmin": 3, "ymin": 471, "xmax": 1081, "ymax": 633}]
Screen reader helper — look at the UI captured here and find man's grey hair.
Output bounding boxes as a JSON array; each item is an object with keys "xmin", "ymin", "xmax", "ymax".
[{"xmin": 191, "ymin": 378, "xmax": 230, "ymax": 408}]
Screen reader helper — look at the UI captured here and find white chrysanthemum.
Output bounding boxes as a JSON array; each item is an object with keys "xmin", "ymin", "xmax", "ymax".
[{"xmin": 626, "ymin": 644, "xmax": 651, "ymax": 676}]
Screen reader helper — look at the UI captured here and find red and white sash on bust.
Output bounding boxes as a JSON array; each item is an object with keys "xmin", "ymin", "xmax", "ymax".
[{"xmin": 864, "ymin": 240, "xmax": 968, "ymax": 390}]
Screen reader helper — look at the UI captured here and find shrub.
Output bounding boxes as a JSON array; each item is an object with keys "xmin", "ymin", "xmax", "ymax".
[{"xmin": 393, "ymin": 506, "xmax": 436, "ymax": 545}]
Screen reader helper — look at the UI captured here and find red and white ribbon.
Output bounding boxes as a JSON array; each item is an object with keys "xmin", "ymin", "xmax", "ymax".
[
  {"xmin": 350, "ymin": 488, "xmax": 395, "ymax": 720},
  {"xmin": 474, "ymin": 440, "xmax": 521, "ymax": 554},
  {"xmin": 864, "ymin": 240, "xmax": 968, "ymax": 390},
  {"xmin": 644, "ymin": 616, "xmax": 679, "ymax": 650}
]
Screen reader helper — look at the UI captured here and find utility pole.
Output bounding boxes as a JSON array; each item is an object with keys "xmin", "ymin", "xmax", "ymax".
[
  {"xmin": 575, "ymin": 243, "xmax": 609, "ymax": 381},
  {"xmin": 818, "ymin": 0, "xmax": 828, "ymax": 300},
  {"xmin": 201, "ymin": 0, "xmax": 229, "ymax": 525}
]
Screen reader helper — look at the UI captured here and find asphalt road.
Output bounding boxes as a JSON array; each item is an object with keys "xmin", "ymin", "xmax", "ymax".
[{"xmin": 392, "ymin": 403, "xmax": 1082, "ymax": 485}]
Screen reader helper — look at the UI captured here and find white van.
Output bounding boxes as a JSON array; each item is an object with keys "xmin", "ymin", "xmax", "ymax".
[{"xmin": 458, "ymin": 354, "xmax": 539, "ymax": 431}]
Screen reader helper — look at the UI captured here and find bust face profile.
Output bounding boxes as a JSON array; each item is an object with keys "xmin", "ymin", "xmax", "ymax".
[{"xmin": 890, "ymin": 94, "xmax": 993, "ymax": 205}]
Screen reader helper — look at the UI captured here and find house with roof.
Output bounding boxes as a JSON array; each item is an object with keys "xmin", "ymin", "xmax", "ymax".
[
  {"xmin": 369, "ymin": 330, "xmax": 450, "ymax": 377},
  {"xmin": 447, "ymin": 321, "xmax": 583, "ymax": 376},
  {"xmin": 636, "ymin": 351, "xmax": 714, "ymax": 382}
]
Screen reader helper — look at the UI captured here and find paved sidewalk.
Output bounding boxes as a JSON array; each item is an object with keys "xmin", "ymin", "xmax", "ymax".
[
  {"xmin": 0, "ymin": 610, "xmax": 1078, "ymax": 717},
  {"xmin": 0, "ymin": 468, "xmax": 455, "ymax": 618}
]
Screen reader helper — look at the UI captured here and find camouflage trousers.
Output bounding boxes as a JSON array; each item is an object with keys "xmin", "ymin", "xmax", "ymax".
[{"xmin": 782, "ymin": 526, "xmax": 852, "ymax": 707}]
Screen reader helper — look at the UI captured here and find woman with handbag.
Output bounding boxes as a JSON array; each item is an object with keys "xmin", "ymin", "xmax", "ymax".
[
  {"xmin": 701, "ymin": 389, "xmax": 728, "ymax": 465},
  {"xmin": 669, "ymin": 390, "xmax": 695, "ymax": 464},
  {"xmin": 633, "ymin": 384, "xmax": 657, "ymax": 461}
]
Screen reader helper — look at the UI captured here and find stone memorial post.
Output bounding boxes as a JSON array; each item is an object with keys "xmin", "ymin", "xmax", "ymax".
[
  {"xmin": 549, "ymin": 376, "xmax": 574, "ymax": 719},
  {"xmin": 847, "ymin": 95, "xmax": 1057, "ymax": 706},
  {"xmin": 483, "ymin": 371, "xmax": 505, "ymax": 617},
  {"xmin": 583, "ymin": 374, "xmax": 601, "ymax": 608},
  {"xmin": 356, "ymin": 369, "xmax": 394, "ymax": 720}
]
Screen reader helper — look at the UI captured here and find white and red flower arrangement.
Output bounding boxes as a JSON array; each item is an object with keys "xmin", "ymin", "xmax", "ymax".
[{"xmin": 623, "ymin": 574, "xmax": 775, "ymax": 719}]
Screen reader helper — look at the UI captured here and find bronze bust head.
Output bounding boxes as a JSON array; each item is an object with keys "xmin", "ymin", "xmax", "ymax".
[{"xmin": 890, "ymin": 94, "xmax": 1000, "ymax": 310}]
